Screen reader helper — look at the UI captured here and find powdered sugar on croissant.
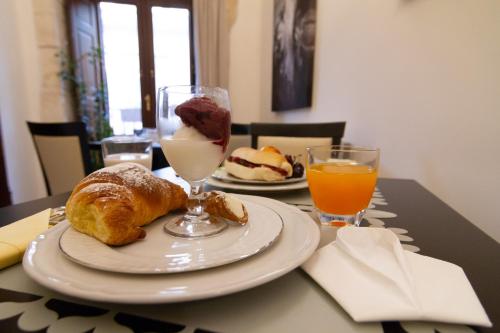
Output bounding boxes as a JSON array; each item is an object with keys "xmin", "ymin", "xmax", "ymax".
[{"xmin": 66, "ymin": 163, "xmax": 187, "ymax": 245}]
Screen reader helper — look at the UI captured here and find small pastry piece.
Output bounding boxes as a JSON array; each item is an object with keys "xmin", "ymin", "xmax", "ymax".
[
  {"xmin": 204, "ymin": 191, "xmax": 248, "ymax": 225},
  {"xmin": 224, "ymin": 147, "xmax": 293, "ymax": 181},
  {"xmin": 66, "ymin": 163, "xmax": 187, "ymax": 245},
  {"xmin": 260, "ymin": 145, "xmax": 282, "ymax": 155}
]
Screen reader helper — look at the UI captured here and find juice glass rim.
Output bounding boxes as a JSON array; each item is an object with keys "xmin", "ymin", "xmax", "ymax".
[
  {"xmin": 306, "ymin": 145, "xmax": 379, "ymax": 153},
  {"xmin": 101, "ymin": 135, "xmax": 152, "ymax": 144}
]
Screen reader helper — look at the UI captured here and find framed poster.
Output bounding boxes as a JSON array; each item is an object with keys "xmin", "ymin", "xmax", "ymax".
[{"xmin": 272, "ymin": 0, "xmax": 317, "ymax": 111}]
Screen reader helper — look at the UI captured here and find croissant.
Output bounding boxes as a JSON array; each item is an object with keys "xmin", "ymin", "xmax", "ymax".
[{"xmin": 66, "ymin": 163, "xmax": 187, "ymax": 245}]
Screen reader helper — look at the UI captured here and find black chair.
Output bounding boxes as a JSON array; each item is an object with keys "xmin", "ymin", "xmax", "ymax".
[
  {"xmin": 151, "ymin": 143, "xmax": 169, "ymax": 170},
  {"xmin": 27, "ymin": 121, "xmax": 92, "ymax": 195},
  {"xmin": 250, "ymin": 122, "xmax": 346, "ymax": 148},
  {"xmin": 249, "ymin": 122, "xmax": 346, "ymax": 163},
  {"xmin": 231, "ymin": 123, "xmax": 250, "ymax": 135},
  {"xmin": 225, "ymin": 123, "xmax": 251, "ymax": 157}
]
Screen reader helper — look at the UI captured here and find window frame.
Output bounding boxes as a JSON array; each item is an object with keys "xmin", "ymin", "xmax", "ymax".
[{"xmin": 97, "ymin": 0, "xmax": 195, "ymax": 128}]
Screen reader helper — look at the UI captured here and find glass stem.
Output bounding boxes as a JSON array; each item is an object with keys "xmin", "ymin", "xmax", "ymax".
[
  {"xmin": 187, "ymin": 180, "xmax": 206, "ymax": 217},
  {"xmin": 353, "ymin": 209, "xmax": 366, "ymax": 227}
]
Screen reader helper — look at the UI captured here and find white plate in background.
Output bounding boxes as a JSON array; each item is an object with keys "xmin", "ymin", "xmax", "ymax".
[
  {"xmin": 207, "ymin": 176, "xmax": 309, "ymax": 192},
  {"xmin": 212, "ymin": 167, "xmax": 305, "ymax": 185}
]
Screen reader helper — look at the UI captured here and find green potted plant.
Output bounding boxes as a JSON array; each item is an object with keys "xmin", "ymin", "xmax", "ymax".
[{"xmin": 57, "ymin": 47, "xmax": 113, "ymax": 170}]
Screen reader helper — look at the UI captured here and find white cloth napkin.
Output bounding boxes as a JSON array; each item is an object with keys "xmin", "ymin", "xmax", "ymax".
[{"xmin": 302, "ymin": 227, "xmax": 492, "ymax": 327}]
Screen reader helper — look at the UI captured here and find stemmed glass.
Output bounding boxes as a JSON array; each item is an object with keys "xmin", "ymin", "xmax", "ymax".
[{"xmin": 157, "ymin": 86, "xmax": 231, "ymax": 238}]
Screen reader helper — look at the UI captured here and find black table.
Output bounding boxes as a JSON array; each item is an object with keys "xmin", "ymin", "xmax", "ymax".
[{"xmin": 0, "ymin": 171, "xmax": 498, "ymax": 333}]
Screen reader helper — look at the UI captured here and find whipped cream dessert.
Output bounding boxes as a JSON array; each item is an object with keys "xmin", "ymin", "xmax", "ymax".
[{"xmin": 160, "ymin": 96, "xmax": 231, "ymax": 181}]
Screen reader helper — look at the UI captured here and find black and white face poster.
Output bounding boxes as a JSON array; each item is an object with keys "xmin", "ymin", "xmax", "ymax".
[{"xmin": 272, "ymin": 0, "xmax": 316, "ymax": 111}]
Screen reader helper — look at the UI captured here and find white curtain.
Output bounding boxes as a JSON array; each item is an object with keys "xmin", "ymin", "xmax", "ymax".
[{"xmin": 193, "ymin": 0, "xmax": 237, "ymax": 89}]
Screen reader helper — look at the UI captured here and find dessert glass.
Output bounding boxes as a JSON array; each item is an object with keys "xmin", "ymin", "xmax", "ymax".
[{"xmin": 157, "ymin": 86, "xmax": 231, "ymax": 238}]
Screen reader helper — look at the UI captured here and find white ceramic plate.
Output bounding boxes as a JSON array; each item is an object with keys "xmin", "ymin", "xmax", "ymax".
[
  {"xmin": 207, "ymin": 177, "xmax": 309, "ymax": 192},
  {"xmin": 212, "ymin": 167, "xmax": 305, "ymax": 185},
  {"xmin": 58, "ymin": 200, "xmax": 283, "ymax": 274},
  {"xmin": 23, "ymin": 195, "xmax": 320, "ymax": 304}
]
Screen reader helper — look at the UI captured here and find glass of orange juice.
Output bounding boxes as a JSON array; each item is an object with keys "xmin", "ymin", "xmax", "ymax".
[{"xmin": 306, "ymin": 145, "xmax": 379, "ymax": 227}]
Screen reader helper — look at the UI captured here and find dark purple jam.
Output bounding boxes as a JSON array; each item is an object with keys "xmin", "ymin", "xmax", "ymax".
[
  {"xmin": 227, "ymin": 156, "xmax": 289, "ymax": 177},
  {"xmin": 175, "ymin": 96, "xmax": 231, "ymax": 152}
]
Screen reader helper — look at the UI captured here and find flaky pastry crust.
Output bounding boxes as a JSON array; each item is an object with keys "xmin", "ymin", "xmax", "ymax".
[
  {"xmin": 205, "ymin": 191, "xmax": 248, "ymax": 225},
  {"xmin": 66, "ymin": 163, "xmax": 187, "ymax": 245}
]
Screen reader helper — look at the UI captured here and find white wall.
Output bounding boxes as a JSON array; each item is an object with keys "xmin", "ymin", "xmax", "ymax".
[
  {"xmin": 0, "ymin": 0, "xmax": 47, "ymax": 203},
  {"xmin": 228, "ymin": 0, "xmax": 268, "ymax": 123},
  {"xmin": 0, "ymin": 0, "xmax": 72, "ymax": 203},
  {"xmin": 33, "ymin": 0, "xmax": 74, "ymax": 122},
  {"xmin": 229, "ymin": 0, "xmax": 500, "ymax": 241}
]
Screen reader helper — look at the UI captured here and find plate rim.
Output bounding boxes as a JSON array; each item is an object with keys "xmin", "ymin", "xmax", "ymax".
[
  {"xmin": 22, "ymin": 195, "xmax": 320, "ymax": 304},
  {"xmin": 207, "ymin": 177, "xmax": 309, "ymax": 192},
  {"xmin": 57, "ymin": 200, "xmax": 284, "ymax": 274},
  {"xmin": 212, "ymin": 167, "xmax": 305, "ymax": 185}
]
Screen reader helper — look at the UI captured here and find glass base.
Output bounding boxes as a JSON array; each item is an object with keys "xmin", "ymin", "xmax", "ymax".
[
  {"xmin": 164, "ymin": 213, "xmax": 227, "ymax": 238},
  {"xmin": 316, "ymin": 209, "xmax": 366, "ymax": 227}
]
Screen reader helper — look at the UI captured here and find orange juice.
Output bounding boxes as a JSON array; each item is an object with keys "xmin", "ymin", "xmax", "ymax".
[{"xmin": 306, "ymin": 162, "xmax": 377, "ymax": 215}]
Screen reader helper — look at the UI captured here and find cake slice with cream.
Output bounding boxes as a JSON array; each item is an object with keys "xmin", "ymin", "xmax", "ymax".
[{"xmin": 224, "ymin": 147, "xmax": 293, "ymax": 181}]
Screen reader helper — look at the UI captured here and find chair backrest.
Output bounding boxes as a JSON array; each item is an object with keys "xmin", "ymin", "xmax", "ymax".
[
  {"xmin": 231, "ymin": 123, "xmax": 250, "ymax": 135},
  {"xmin": 250, "ymin": 122, "xmax": 346, "ymax": 164},
  {"xmin": 27, "ymin": 121, "xmax": 92, "ymax": 195},
  {"xmin": 225, "ymin": 123, "xmax": 251, "ymax": 158}
]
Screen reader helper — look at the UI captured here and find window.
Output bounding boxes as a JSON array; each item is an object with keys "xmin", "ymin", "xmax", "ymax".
[{"xmin": 67, "ymin": 0, "xmax": 194, "ymax": 135}]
